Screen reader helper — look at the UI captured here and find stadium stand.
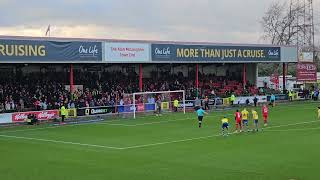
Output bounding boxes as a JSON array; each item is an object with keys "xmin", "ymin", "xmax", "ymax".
[{"xmin": 0, "ymin": 69, "xmax": 280, "ymax": 113}]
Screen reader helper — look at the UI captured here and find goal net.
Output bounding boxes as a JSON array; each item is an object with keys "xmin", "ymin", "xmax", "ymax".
[{"xmin": 129, "ymin": 90, "xmax": 186, "ymax": 119}]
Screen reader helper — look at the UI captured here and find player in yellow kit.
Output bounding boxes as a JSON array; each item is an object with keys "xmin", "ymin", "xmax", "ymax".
[
  {"xmin": 251, "ymin": 109, "xmax": 259, "ymax": 132},
  {"xmin": 317, "ymin": 107, "xmax": 320, "ymax": 119},
  {"xmin": 241, "ymin": 108, "xmax": 249, "ymax": 132},
  {"xmin": 221, "ymin": 115, "xmax": 229, "ymax": 136}
]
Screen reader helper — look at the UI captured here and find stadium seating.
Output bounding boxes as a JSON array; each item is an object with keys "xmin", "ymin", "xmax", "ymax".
[{"xmin": 0, "ymin": 71, "xmax": 263, "ymax": 113}]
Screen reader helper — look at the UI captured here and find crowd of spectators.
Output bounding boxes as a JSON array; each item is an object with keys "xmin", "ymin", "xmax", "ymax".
[{"xmin": 0, "ymin": 70, "xmax": 264, "ymax": 113}]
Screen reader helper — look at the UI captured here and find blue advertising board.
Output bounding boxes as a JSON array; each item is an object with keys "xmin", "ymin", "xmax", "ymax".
[
  {"xmin": 151, "ymin": 44, "xmax": 281, "ymax": 62},
  {"xmin": 267, "ymin": 94, "xmax": 288, "ymax": 101},
  {"xmin": 117, "ymin": 104, "xmax": 156, "ymax": 113},
  {"xmin": 0, "ymin": 39, "xmax": 102, "ymax": 62}
]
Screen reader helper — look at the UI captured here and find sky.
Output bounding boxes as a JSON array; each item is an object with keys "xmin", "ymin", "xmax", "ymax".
[{"xmin": 0, "ymin": 0, "xmax": 319, "ymax": 44}]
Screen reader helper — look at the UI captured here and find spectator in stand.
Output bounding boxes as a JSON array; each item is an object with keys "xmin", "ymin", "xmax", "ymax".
[
  {"xmin": 10, "ymin": 99, "xmax": 15, "ymax": 111},
  {"xmin": 40, "ymin": 101, "xmax": 47, "ymax": 110},
  {"xmin": 5, "ymin": 101, "xmax": 10, "ymax": 111},
  {"xmin": 0, "ymin": 69, "xmax": 268, "ymax": 114},
  {"xmin": 211, "ymin": 89, "xmax": 215, "ymax": 97},
  {"xmin": 19, "ymin": 98, "xmax": 24, "ymax": 111},
  {"xmin": 119, "ymin": 98, "xmax": 124, "ymax": 106}
]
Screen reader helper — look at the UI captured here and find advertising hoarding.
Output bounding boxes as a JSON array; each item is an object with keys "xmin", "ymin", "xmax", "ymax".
[
  {"xmin": 296, "ymin": 62, "xmax": 317, "ymax": 82},
  {"xmin": 77, "ymin": 106, "xmax": 116, "ymax": 116},
  {"xmin": 0, "ymin": 113, "xmax": 12, "ymax": 124},
  {"xmin": 0, "ymin": 39, "xmax": 102, "ymax": 62},
  {"xmin": 151, "ymin": 44, "xmax": 281, "ymax": 62},
  {"xmin": 300, "ymin": 52, "xmax": 313, "ymax": 62},
  {"xmin": 11, "ymin": 110, "xmax": 59, "ymax": 122},
  {"xmin": 104, "ymin": 42, "xmax": 150, "ymax": 62}
]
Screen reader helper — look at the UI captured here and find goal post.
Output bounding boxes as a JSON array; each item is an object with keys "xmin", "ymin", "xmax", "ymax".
[{"xmin": 133, "ymin": 90, "xmax": 186, "ymax": 119}]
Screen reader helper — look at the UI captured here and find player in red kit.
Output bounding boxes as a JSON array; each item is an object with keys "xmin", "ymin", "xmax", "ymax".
[
  {"xmin": 262, "ymin": 104, "xmax": 268, "ymax": 126},
  {"xmin": 234, "ymin": 109, "xmax": 242, "ymax": 132}
]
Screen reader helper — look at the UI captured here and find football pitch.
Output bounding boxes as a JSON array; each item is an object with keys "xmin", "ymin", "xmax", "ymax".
[{"xmin": 0, "ymin": 102, "xmax": 320, "ymax": 180}]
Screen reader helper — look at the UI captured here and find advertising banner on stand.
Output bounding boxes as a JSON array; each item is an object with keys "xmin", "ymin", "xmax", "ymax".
[
  {"xmin": 296, "ymin": 62, "xmax": 317, "ymax": 82},
  {"xmin": 11, "ymin": 110, "xmax": 59, "ymax": 122},
  {"xmin": 151, "ymin": 44, "xmax": 281, "ymax": 62},
  {"xmin": 0, "ymin": 39, "xmax": 102, "ymax": 62},
  {"xmin": 300, "ymin": 52, "xmax": 313, "ymax": 62},
  {"xmin": 104, "ymin": 42, "xmax": 150, "ymax": 62}
]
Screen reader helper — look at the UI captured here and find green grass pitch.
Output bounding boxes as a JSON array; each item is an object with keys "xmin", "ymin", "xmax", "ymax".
[{"xmin": 0, "ymin": 102, "xmax": 320, "ymax": 180}]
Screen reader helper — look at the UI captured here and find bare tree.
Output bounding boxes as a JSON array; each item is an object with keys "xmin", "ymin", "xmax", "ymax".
[
  {"xmin": 261, "ymin": 2, "xmax": 305, "ymax": 46},
  {"xmin": 259, "ymin": 1, "xmax": 317, "ymax": 77}
]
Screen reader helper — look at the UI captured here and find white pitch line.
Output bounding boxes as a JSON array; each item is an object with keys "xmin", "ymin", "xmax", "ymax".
[
  {"xmin": 264, "ymin": 126, "xmax": 320, "ymax": 132},
  {"xmin": 0, "ymin": 134, "xmax": 123, "ymax": 150},
  {"xmin": 83, "ymin": 113, "xmax": 231, "ymax": 127},
  {"xmin": 0, "ymin": 115, "xmax": 186, "ymax": 133},
  {"xmin": 0, "ymin": 113, "xmax": 220, "ymax": 134},
  {"xmin": 121, "ymin": 120, "xmax": 320, "ymax": 150},
  {"xmin": 0, "ymin": 119, "xmax": 105, "ymax": 133},
  {"xmin": 262, "ymin": 120, "xmax": 320, "ymax": 129},
  {"xmin": 104, "ymin": 117, "xmax": 194, "ymax": 127},
  {"xmin": 0, "ymin": 119, "xmax": 319, "ymax": 150},
  {"xmin": 0, "ymin": 116, "xmax": 192, "ymax": 133},
  {"xmin": 121, "ymin": 134, "xmax": 223, "ymax": 150}
]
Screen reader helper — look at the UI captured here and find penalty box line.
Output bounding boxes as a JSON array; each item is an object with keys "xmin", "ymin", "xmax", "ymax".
[
  {"xmin": 264, "ymin": 126, "xmax": 320, "ymax": 132},
  {"xmin": 0, "ymin": 113, "xmax": 221, "ymax": 134},
  {"xmin": 0, "ymin": 114, "xmax": 190, "ymax": 133},
  {"xmin": 1, "ymin": 119, "xmax": 319, "ymax": 151},
  {"xmin": 0, "ymin": 134, "xmax": 123, "ymax": 150}
]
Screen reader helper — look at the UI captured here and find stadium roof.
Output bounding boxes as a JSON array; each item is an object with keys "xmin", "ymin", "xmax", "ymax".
[{"xmin": 0, "ymin": 35, "xmax": 296, "ymax": 48}]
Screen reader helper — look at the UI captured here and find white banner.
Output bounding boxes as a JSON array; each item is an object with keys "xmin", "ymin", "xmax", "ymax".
[
  {"xmin": 104, "ymin": 42, "xmax": 150, "ymax": 62},
  {"xmin": 0, "ymin": 113, "xmax": 13, "ymax": 124},
  {"xmin": 300, "ymin": 52, "xmax": 313, "ymax": 62},
  {"xmin": 234, "ymin": 96, "xmax": 267, "ymax": 105}
]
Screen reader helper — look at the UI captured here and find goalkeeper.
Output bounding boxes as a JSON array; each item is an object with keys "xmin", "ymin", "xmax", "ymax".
[{"xmin": 156, "ymin": 97, "xmax": 162, "ymax": 116}]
